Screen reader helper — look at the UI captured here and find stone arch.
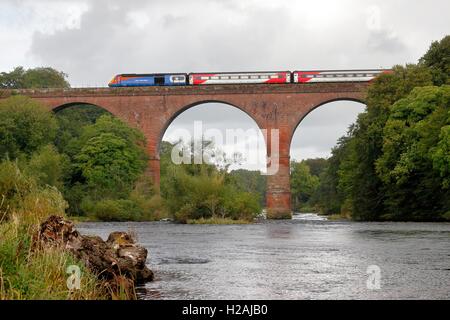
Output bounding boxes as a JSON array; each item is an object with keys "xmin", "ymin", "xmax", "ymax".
[
  {"xmin": 51, "ymin": 101, "xmax": 114, "ymax": 116},
  {"xmin": 157, "ymin": 99, "xmax": 266, "ymax": 153},
  {"xmin": 289, "ymin": 97, "xmax": 366, "ymax": 148}
]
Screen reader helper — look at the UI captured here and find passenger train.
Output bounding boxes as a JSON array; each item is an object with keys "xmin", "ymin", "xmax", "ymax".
[{"xmin": 108, "ymin": 70, "xmax": 391, "ymax": 87}]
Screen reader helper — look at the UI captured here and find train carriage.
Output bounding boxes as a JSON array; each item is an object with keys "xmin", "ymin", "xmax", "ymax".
[
  {"xmin": 292, "ymin": 70, "xmax": 391, "ymax": 83},
  {"xmin": 189, "ymin": 71, "xmax": 291, "ymax": 85}
]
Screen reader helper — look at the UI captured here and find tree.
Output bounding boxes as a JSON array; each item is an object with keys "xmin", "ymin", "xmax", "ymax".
[
  {"xmin": 55, "ymin": 104, "xmax": 109, "ymax": 153},
  {"xmin": 72, "ymin": 116, "xmax": 148, "ymax": 199},
  {"xmin": 290, "ymin": 161, "xmax": 319, "ymax": 210},
  {"xmin": 24, "ymin": 145, "xmax": 67, "ymax": 189},
  {"xmin": 375, "ymin": 86, "xmax": 450, "ymax": 220},
  {"xmin": 336, "ymin": 64, "xmax": 433, "ymax": 220},
  {"xmin": 301, "ymin": 158, "xmax": 327, "ymax": 177},
  {"xmin": 0, "ymin": 66, "xmax": 70, "ymax": 89},
  {"xmin": 419, "ymin": 35, "xmax": 450, "ymax": 86},
  {"xmin": 313, "ymin": 136, "xmax": 351, "ymax": 215},
  {"xmin": 0, "ymin": 96, "xmax": 58, "ymax": 159}
]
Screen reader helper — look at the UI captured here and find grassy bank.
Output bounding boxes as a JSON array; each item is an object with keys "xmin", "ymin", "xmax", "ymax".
[
  {"xmin": 0, "ymin": 161, "xmax": 132, "ymax": 300},
  {"xmin": 323, "ymin": 213, "xmax": 350, "ymax": 221},
  {"xmin": 186, "ymin": 217, "xmax": 253, "ymax": 224}
]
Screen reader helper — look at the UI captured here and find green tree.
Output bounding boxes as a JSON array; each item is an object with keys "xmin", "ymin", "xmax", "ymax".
[
  {"xmin": 55, "ymin": 104, "xmax": 109, "ymax": 153},
  {"xmin": 313, "ymin": 136, "xmax": 351, "ymax": 215},
  {"xmin": 73, "ymin": 117, "xmax": 148, "ymax": 199},
  {"xmin": 24, "ymin": 145, "xmax": 67, "ymax": 189},
  {"xmin": 0, "ymin": 96, "xmax": 58, "ymax": 159},
  {"xmin": 290, "ymin": 161, "xmax": 319, "ymax": 210},
  {"xmin": 375, "ymin": 86, "xmax": 450, "ymax": 220},
  {"xmin": 419, "ymin": 35, "xmax": 450, "ymax": 86},
  {"xmin": 302, "ymin": 158, "xmax": 328, "ymax": 177},
  {"xmin": 336, "ymin": 64, "xmax": 433, "ymax": 220},
  {"xmin": 0, "ymin": 66, "xmax": 70, "ymax": 89}
]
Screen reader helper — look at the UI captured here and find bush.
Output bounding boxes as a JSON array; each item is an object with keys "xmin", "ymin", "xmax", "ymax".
[
  {"xmin": 24, "ymin": 145, "xmax": 67, "ymax": 189},
  {"xmin": 0, "ymin": 96, "xmax": 58, "ymax": 159},
  {"xmin": 85, "ymin": 199, "xmax": 141, "ymax": 221}
]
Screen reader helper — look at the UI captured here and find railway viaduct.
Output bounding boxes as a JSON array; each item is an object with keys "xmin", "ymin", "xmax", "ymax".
[{"xmin": 0, "ymin": 82, "xmax": 369, "ymax": 218}]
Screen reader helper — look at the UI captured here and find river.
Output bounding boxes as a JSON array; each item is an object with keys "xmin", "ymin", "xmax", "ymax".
[{"xmin": 77, "ymin": 213, "xmax": 450, "ymax": 300}]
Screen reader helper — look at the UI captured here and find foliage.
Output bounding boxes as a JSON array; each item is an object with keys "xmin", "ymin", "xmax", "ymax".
[
  {"xmin": 419, "ymin": 35, "xmax": 450, "ymax": 86},
  {"xmin": 290, "ymin": 161, "xmax": 319, "ymax": 211},
  {"xmin": 58, "ymin": 114, "xmax": 152, "ymax": 219},
  {"xmin": 24, "ymin": 145, "xmax": 68, "ymax": 189},
  {"xmin": 228, "ymin": 169, "xmax": 267, "ymax": 205},
  {"xmin": 375, "ymin": 86, "xmax": 450, "ymax": 220},
  {"xmin": 0, "ymin": 96, "xmax": 58, "ymax": 159},
  {"xmin": 160, "ymin": 141, "xmax": 261, "ymax": 223},
  {"xmin": 0, "ymin": 66, "xmax": 70, "ymax": 89},
  {"xmin": 54, "ymin": 104, "xmax": 109, "ymax": 152},
  {"xmin": 310, "ymin": 35, "xmax": 450, "ymax": 221},
  {"xmin": 0, "ymin": 160, "xmax": 107, "ymax": 300}
]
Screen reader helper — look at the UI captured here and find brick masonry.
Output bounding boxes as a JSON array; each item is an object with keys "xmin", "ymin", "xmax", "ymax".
[{"xmin": 0, "ymin": 82, "xmax": 369, "ymax": 218}]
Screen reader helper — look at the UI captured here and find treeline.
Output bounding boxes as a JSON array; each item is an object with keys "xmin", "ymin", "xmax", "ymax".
[{"xmin": 291, "ymin": 36, "xmax": 450, "ymax": 221}]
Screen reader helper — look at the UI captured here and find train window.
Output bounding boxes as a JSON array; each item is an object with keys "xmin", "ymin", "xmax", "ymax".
[
  {"xmin": 316, "ymin": 75, "xmax": 324, "ymax": 78},
  {"xmin": 155, "ymin": 76, "xmax": 165, "ymax": 85},
  {"xmin": 326, "ymin": 74, "xmax": 333, "ymax": 78},
  {"xmin": 211, "ymin": 76, "xmax": 219, "ymax": 80},
  {"xmin": 306, "ymin": 74, "xmax": 314, "ymax": 78},
  {"xmin": 201, "ymin": 76, "xmax": 209, "ymax": 80},
  {"xmin": 345, "ymin": 74, "xmax": 353, "ymax": 77},
  {"xmin": 230, "ymin": 76, "xmax": 239, "ymax": 80},
  {"xmin": 240, "ymin": 75, "xmax": 249, "ymax": 79},
  {"xmin": 250, "ymin": 75, "xmax": 258, "ymax": 79},
  {"xmin": 220, "ymin": 76, "xmax": 230, "ymax": 80},
  {"xmin": 270, "ymin": 75, "xmax": 278, "ymax": 79},
  {"xmin": 357, "ymin": 74, "xmax": 364, "ymax": 77}
]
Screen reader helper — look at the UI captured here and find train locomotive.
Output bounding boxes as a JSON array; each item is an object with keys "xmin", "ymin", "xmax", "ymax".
[{"xmin": 108, "ymin": 70, "xmax": 390, "ymax": 87}]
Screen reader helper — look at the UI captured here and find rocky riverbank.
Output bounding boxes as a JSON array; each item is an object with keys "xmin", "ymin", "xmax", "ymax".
[{"xmin": 34, "ymin": 215, "xmax": 154, "ymax": 298}]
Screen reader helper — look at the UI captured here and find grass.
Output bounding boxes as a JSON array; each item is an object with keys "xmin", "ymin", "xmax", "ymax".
[
  {"xmin": 0, "ymin": 212, "xmax": 109, "ymax": 299},
  {"xmin": 0, "ymin": 164, "xmax": 132, "ymax": 300},
  {"xmin": 186, "ymin": 216, "xmax": 253, "ymax": 224}
]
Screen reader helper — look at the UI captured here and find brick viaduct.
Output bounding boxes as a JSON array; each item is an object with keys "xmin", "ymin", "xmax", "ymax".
[{"xmin": 0, "ymin": 82, "xmax": 369, "ymax": 218}]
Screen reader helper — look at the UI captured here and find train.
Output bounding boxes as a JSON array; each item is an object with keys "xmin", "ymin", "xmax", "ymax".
[{"xmin": 108, "ymin": 69, "xmax": 391, "ymax": 87}]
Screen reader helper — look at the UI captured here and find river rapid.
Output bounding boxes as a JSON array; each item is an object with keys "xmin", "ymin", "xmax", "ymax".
[{"xmin": 77, "ymin": 213, "xmax": 450, "ymax": 300}]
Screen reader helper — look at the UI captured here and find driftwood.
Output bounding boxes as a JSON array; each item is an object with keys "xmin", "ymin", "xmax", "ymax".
[{"xmin": 34, "ymin": 215, "xmax": 154, "ymax": 296}]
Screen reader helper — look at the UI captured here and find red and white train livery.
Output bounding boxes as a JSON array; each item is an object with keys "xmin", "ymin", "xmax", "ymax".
[
  {"xmin": 293, "ymin": 70, "xmax": 390, "ymax": 83},
  {"xmin": 189, "ymin": 71, "xmax": 291, "ymax": 85}
]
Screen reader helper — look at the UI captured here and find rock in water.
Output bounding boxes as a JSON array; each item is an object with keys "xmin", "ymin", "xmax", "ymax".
[{"xmin": 35, "ymin": 215, "xmax": 154, "ymax": 295}]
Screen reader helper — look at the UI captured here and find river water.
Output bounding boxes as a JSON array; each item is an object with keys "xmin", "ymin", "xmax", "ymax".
[{"xmin": 77, "ymin": 213, "xmax": 450, "ymax": 300}]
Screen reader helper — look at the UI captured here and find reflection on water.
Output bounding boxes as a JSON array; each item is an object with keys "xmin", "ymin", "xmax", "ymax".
[{"xmin": 77, "ymin": 213, "xmax": 450, "ymax": 300}]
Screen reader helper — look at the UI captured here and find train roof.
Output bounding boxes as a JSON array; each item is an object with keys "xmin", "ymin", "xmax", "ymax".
[
  {"xmin": 117, "ymin": 73, "xmax": 188, "ymax": 77},
  {"xmin": 188, "ymin": 71, "xmax": 291, "ymax": 75},
  {"xmin": 292, "ymin": 69, "xmax": 391, "ymax": 72}
]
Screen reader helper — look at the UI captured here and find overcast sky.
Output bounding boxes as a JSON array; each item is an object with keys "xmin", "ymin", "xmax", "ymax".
[{"xmin": 1, "ymin": 0, "xmax": 448, "ymax": 170}]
